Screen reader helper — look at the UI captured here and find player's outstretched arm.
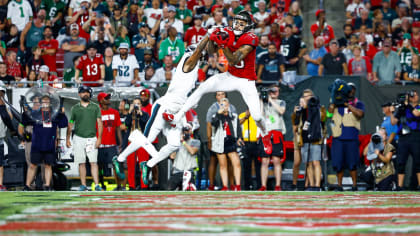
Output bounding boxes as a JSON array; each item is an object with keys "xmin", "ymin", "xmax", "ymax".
[
  {"xmin": 183, "ymin": 35, "xmax": 210, "ymax": 72},
  {"xmin": 222, "ymin": 45, "xmax": 253, "ymax": 66}
]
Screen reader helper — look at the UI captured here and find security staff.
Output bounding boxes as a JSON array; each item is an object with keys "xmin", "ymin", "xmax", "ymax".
[{"xmin": 391, "ymin": 90, "xmax": 420, "ymax": 191}]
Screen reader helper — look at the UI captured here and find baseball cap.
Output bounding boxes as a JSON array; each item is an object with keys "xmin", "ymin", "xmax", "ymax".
[
  {"xmin": 70, "ymin": 23, "xmax": 79, "ymax": 30},
  {"xmin": 315, "ymin": 9, "xmax": 325, "ymax": 18},
  {"xmin": 144, "ymin": 48, "xmax": 153, "ymax": 55},
  {"xmin": 211, "ymin": 5, "xmax": 222, "ymax": 13},
  {"xmin": 86, "ymin": 43, "xmax": 96, "ymax": 50},
  {"xmin": 113, "ymin": 3, "xmax": 121, "ymax": 11},
  {"xmin": 97, "ymin": 92, "xmax": 111, "ymax": 102},
  {"xmin": 39, "ymin": 65, "xmax": 49, "ymax": 73},
  {"xmin": 118, "ymin": 42, "xmax": 129, "ymax": 50},
  {"xmin": 381, "ymin": 102, "xmax": 392, "ymax": 107},
  {"xmin": 140, "ymin": 89, "xmax": 150, "ymax": 98},
  {"xmin": 168, "ymin": 5, "xmax": 176, "ymax": 12}
]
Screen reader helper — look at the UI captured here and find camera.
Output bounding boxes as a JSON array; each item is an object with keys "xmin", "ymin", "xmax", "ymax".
[
  {"xmin": 328, "ymin": 79, "xmax": 351, "ymax": 106},
  {"xmin": 134, "ymin": 104, "xmax": 140, "ymax": 111},
  {"xmin": 182, "ymin": 126, "xmax": 191, "ymax": 141},
  {"xmin": 371, "ymin": 133, "xmax": 381, "ymax": 145},
  {"xmin": 260, "ymin": 88, "xmax": 269, "ymax": 103}
]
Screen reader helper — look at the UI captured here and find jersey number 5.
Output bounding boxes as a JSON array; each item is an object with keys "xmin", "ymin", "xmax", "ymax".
[{"xmin": 118, "ymin": 65, "xmax": 129, "ymax": 76}]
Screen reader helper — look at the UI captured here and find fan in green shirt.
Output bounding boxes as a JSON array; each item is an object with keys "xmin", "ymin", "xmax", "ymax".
[
  {"xmin": 176, "ymin": 0, "xmax": 193, "ymax": 33},
  {"xmin": 41, "ymin": 0, "xmax": 65, "ymax": 26},
  {"xmin": 398, "ymin": 35, "xmax": 419, "ymax": 72},
  {"xmin": 158, "ymin": 27, "xmax": 185, "ymax": 64}
]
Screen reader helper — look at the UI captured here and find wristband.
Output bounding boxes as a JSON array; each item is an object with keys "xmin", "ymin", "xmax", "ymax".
[{"xmin": 326, "ymin": 110, "xmax": 333, "ymax": 118}]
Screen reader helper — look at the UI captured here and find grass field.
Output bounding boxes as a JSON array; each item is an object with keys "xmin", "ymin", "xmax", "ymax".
[{"xmin": 0, "ymin": 191, "xmax": 419, "ymax": 235}]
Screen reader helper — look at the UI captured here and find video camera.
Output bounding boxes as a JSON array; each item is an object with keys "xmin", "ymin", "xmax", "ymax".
[
  {"xmin": 260, "ymin": 87, "xmax": 278, "ymax": 103},
  {"xmin": 366, "ymin": 133, "xmax": 384, "ymax": 161},
  {"xmin": 328, "ymin": 79, "xmax": 352, "ymax": 106}
]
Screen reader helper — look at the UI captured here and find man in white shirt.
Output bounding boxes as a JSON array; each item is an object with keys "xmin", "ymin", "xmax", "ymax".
[
  {"xmin": 112, "ymin": 43, "xmax": 140, "ymax": 87},
  {"xmin": 7, "ymin": 0, "xmax": 33, "ymax": 31},
  {"xmin": 150, "ymin": 55, "xmax": 175, "ymax": 88},
  {"xmin": 159, "ymin": 5, "xmax": 184, "ymax": 35}
]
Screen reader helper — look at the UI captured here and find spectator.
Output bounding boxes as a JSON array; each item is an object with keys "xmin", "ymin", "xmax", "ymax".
[
  {"xmin": 91, "ymin": 0, "xmax": 109, "ymax": 16},
  {"xmin": 318, "ymin": 40, "xmax": 348, "ymax": 76},
  {"xmin": 348, "ymin": 45, "xmax": 373, "ymax": 81},
  {"xmin": 372, "ymin": 40, "xmax": 401, "ymax": 85},
  {"xmin": 411, "ymin": 22, "xmax": 420, "ymax": 52},
  {"xmin": 92, "ymin": 27, "xmax": 114, "ymax": 56},
  {"xmin": 56, "ymin": 16, "xmax": 72, "ymax": 47},
  {"xmin": 372, "ymin": 9, "xmax": 391, "ymax": 37},
  {"xmin": 202, "ymin": 53, "xmax": 225, "ymax": 79},
  {"xmin": 398, "ymin": 33, "xmax": 419, "ymax": 73},
  {"xmin": 115, "ymin": 98, "xmax": 130, "ymax": 190},
  {"xmin": 390, "ymin": 90, "xmax": 420, "ymax": 191},
  {"xmin": 97, "ymin": 92, "xmax": 122, "ymax": 190},
  {"xmin": 0, "ymin": 88, "xmax": 13, "ymax": 191},
  {"xmin": 413, "ymin": 0, "xmax": 420, "ymax": 22},
  {"xmin": 38, "ymin": 26, "xmax": 59, "ymax": 74},
  {"xmin": 26, "ymin": 70, "xmax": 37, "ymax": 87},
  {"xmin": 70, "ymin": 0, "xmax": 93, "ymax": 42},
  {"xmin": 41, "ymin": 0, "xmax": 65, "ymax": 36},
  {"xmin": 139, "ymin": 48, "xmax": 159, "ymax": 72},
  {"xmin": 103, "ymin": 47, "xmax": 113, "ymax": 84},
  {"xmin": 63, "ymin": 56, "xmax": 80, "ymax": 88},
  {"xmin": 268, "ymin": 23, "xmax": 282, "ymax": 51},
  {"xmin": 281, "ymin": 24, "xmax": 306, "ymax": 72},
  {"xmin": 184, "ymin": 15, "xmax": 207, "ymax": 47},
  {"xmin": 0, "ymin": 0, "xmax": 7, "ymax": 32},
  {"xmin": 304, "ymin": 36, "xmax": 327, "ymax": 76},
  {"xmin": 114, "ymin": 25, "xmax": 131, "ymax": 50},
  {"xmin": 0, "ymin": 62, "xmax": 15, "ymax": 85},
  {"xmin": 228, "ymin": 0, "xmax": 244, "ymax": 18},
  {"xmin": 259, "ymin": 85, "xmax": 286, "ymax": 191},
  {"xmin": 310, "ymin": 9, "xmax": 335, "ymax": 46},
  {"xmin": 133, "ymin": 22, "xmax": 156, "ymax": 66},
  {"xmin": 66, "ymin": 85, "xmax": 103, "ymax": 191},
  {"xmin": 112, "ymin": 43, "xmax": 139, "ymax": 86},
  {"xmin": 109, "ymin": 4, "xmax": 127, "ymax": 36},
  {"xmin": 204, "ymin": 9, "xmax": 227, "ymax": 29},
  {"xmin": 346, "ymin": 0, "xmax": 366, "ymax": 19},
  {"xmin": 22, "ymin": 95, "xmax": 68, "ymax": 191},
  {"xmin": 20, "ymin": 10, "xmax": 46, "ymax": 62},
  {"xmin": 294, "ymin": 89, "xmax": 325, "ymax": 191},
  {"xmin": 373, "ymin": 21, "xmax": 391, "ymax": 49},
  {"xmin": 26, "ymin": 46, "xmax": 44, "ymax": 76},
  {"xmin": 196, "ymin": 0, "xmax": 214, "ymax": 22},
  {"xmin": 159, "ymin": 28, "xmax": 185, "ymax": 64},
  {"xmin": 167, "ymin": 124, "xmax": 200, "ymax": 191},
  {"xmin": 256, "ymin": 34, "xmax": 269, "ymax": 62},
  {"xmin": 75, "ymin": 43, "xmax": 105, "ymax": 87},
  {"xmin": 4, "ymin": 24, "xmax": 20, "ymax": 49},
  {"xmin": 404, "ymin": 53, "xmax": 420, "ymax": 82},
  {"xmin": 381, "ymin": 0, "xmax": 397, "ymax": 24},
  {"xmin": 140, "ymin": 65, "xmax": 156, "ymax": 88},
  {"xmin": 68, "ymin": 0, "xmax": 83, "ymax": 16},
  {"xmin": 159, "ymin": 5, "xmax": 184, "ymax": 35},
  {"xmin": 392, "ymin": 3, "xmax": 409, "ymax": 31},
  {"xmin": 62, "ymin": 23, "xmax": 87, "ymax": 69},
  {"xmin": 289, "ymin": 1, "xmax": 303, "ymax": 34},
  {"xmin": 338, "ymin": 24, "xmax": 354, "ymax": 50},
  {"xmin": 328, "ymin": 83, "xmax": 365, "ymax": 191},
  {"xmin": 392, "ymin": 17, "xmax": 412, "ymax": 46},
  {"xmin": 176, "ymin": 0, "xmax": 193, "ymax": 33},
  {"xmin": 354, "ymin": 9, "xmax": 373, "ymax": 33},
  {"xmin": 380, "ymin": 102, "xmax": 398, "ymax": 145},
  {"xmin": 7, "ymin": 0, "xmax": 32, "ymax": 32},
  {"xmin": 5, "ymin": 50, "xmax": 22, "ymax": 82},
  {"xmin": 144, "ymin": 0, "xmax": 163, "ymax": 31},
  {"xmin": 253, "ymin": 0, "xmax": 270, "ymax": 36},
  {"xmin": 210, "ymin": 97, "xmax": 242, "ymax": 191},
  {"xmin": 38, "ymin": 65, "xmax": 58, "ymax": 86},
  {"xmin": 257, "ymin": 43, "xmax": 285, "ymax": 84}
]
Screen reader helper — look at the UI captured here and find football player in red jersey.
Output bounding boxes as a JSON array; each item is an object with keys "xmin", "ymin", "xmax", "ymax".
[
  {"xmin": 173, "ymin": 11, "xmax": 273, "ymax": 154},
  {"xmin": 75, "ymin": 43, "xmax": 105, "ymax": 87}
]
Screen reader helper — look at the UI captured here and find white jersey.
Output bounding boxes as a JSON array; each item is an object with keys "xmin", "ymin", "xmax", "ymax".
[
  {"xmin": 112, "ymin": 54, "xmax": 139, "ymax": 87},
  {"xmin": 164, "ymin": 52, "xmax": 199, "ymax": 105},
  {"xmin": 7, "ymin": 0, "xmax": 33, "ymax": 31},
  {"xmin": 144, "ymin": 8, "xmax": 163, "ymax": 29}
]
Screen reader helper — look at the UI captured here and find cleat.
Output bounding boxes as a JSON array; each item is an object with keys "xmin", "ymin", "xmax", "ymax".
[
  {"xmin": 182, "ymin": 170, "xmax": 192, "ymax": 191},
  {"xmin": 261, "ymin": 134, "xmax": 272, "ymax": 155},
  {"xmin": 162, "ymin": 112, "xmax": 174, "ymax": 122},
  {"xmin": 79, "ymin": 185, "xmax": 88, "ymax": 191},
  {"xmin": 275, "ymin": 186, "xmax": 282, "ymax": 191},
  {"xmin": 140, "ymin": 161, "xmax": 149, "ymax": 185},
  {"xmin": 258, "ymin": 186, "xmax": 267, "ymax": 191},
  {"xmin": 112, "ymin": 156, "xmax": 125, "ymax": 180}
]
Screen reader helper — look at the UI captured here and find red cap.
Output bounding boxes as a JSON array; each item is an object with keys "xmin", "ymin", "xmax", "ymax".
[
  {"xmin": 140, "ymin": 89, "xmax": 150, "ymax": 98},
  {"xmin": 413, "ymin": 21, "xmax": 420, "ymax": 28},
  {"xmin": 97, "ymin": 92, "xmax": 111, "ymax": 102},
  {"xmin": 315, "ymin": 9, "xmax": 325, "ymax": 18},
  {"xmin": 211, "ymin": 5, "xmax": 222, "ymax": 13}
]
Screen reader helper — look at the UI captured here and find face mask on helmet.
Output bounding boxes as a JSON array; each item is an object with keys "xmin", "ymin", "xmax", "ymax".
[{"xmin": 233, "ymin": 12, "xmax": 252, "ymax": 36}]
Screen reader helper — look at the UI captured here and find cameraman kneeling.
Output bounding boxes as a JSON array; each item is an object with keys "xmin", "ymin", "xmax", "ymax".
[
  {"xmin": 363, "ymin": 128, "xmax": 396, "ymax": 191},
  {"xmin": 167, "ymin": 124, "xmax": 200, "ymax": 191},
  {"xmin": 391, "ymin": 90, "xmax": 420, "ymax": 191}
]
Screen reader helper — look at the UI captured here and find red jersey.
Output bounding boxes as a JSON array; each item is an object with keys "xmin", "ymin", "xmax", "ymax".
[
  {"xmin": 98, "ymin": 108, "xmax": 121, "ymax": 146},
  {"xmin": 224, "ymin": 27, "xmax": 259, "ymax": 80},
  {"xmin": 184, "ymin": 26, "xmax": 207, "ymax": 46},
  {"xmin": 77, "ymin": 53, "xmax": 104, "ymax": 87},
  {"xmin": 73, "ymin": 11, "xmax": 94, "ymax": 42},
  {"xmin": 6, "ymin": 61, "xmax": 21, "ymax": 78},
  {"xmin": 38, "ymin": 39, "xmax": 59, "ymax": 72},
  {"xmin": 310, "ymin": 22, "xmax": 335, "ymax": 45}
]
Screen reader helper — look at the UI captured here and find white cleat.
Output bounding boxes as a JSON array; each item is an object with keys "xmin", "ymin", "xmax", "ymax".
[{"xmin": 182, "ymin": 170, "xmax": 192, "ymax": 191}]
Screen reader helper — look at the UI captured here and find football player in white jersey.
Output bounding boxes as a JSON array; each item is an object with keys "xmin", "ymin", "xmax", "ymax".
[
  {"xmin": 113, "ymin": 35, "xmax": 210, "ymax": 180},
  {"xmin": 112, "ymin": 43, "xmax": 140, "ymax": 87}
]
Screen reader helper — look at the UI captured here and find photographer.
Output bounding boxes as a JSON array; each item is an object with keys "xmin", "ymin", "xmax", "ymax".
[
  {"xmin": 167, "ymin": 124, "xmax": 200, "ymax": 191},
  {"xmin": 362, "ymin": 128, "xmax": 396, "ymax": 191},
  {"xmin": 211, "ymin": 98, "xmax": 243, "ymax": 191},
  {"xmin": 390, "ymin": 90, "xmax": 420, "ymax": 191},
  {"xmin": 258, "ymin": 85, "xmax": 286, "ymax": 191},
  {"xmin": 328, "ymin": 82, "xmax": 365, "ymax": 191},
  {"xmin": 22, "ymin": 94, "xmax": 68, "ymax": 191},
  {"xmin": 125, "ymin": 97, "xmax": 150, "ymax": 190},
  {"xmin": 294, "ymin": 89, "xmax": 326, "ymax": 191}
]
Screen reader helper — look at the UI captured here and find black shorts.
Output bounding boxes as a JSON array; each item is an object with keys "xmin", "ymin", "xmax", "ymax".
[
  {"xmin": 98, "ymin": 146, "xmax": 118, "ymax": 165},
  {"xmin": 0, "ymin": 144, "xmax": 4, "ymax": 167},
  {"xmin": 258, "ymin": 140, "xmax": 284, "ymax": 158},
  {"xmin": 31, "ymin": 152, "xmax": 56, "ymax": 165},
  {"xmin": 222, "ymin": 136, "xmax": 237, "ymax": 154}
]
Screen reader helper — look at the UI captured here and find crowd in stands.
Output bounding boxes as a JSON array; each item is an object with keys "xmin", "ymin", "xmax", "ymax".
[{"xmin": 0, "ymin": 0, "xmax": 419, "ymax": 192}]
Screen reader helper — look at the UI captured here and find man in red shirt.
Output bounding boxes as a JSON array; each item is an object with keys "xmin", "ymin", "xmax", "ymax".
[
  {"xmin": 5, "ymin": 51, "xmax": 22, "ymax": 81},
  {"xmin": 184, "ymin": 15, "xmax": 207, "ymax": 46},
  {"xmin": 38, "ymin": 26, "xmax": 59, "ymax": 73},
  {"xmin": 310, "ymin": 9, "xmax": 335, "ymax": 47},
  {"xmin": 75, "ymin": 43, "xmax": 105, "ymax": 87},
  {"xmin": 70, "ymin": 0, "xmax": 93, "ymax": 42},
  {"xmin": 97, "ymin": 92, "xmax": 122, "ymax": 190}
]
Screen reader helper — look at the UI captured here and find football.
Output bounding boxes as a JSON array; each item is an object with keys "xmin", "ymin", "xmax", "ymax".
[{"xmin": 218, "ymin": 31, "xmax": 229, "ymax": 41}]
